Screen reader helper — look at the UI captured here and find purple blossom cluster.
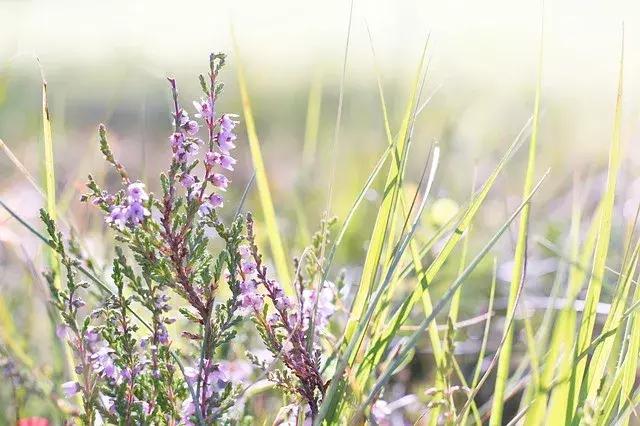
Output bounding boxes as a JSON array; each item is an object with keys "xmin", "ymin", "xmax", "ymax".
[
  {"xmin": 179, "ymin": 359, "xmax": 252, "ymax": 425},
  {"xmin": 103, "ymin": 182, "xmax": 150, "ymax": 230},
  {"xmin": 238, "ymin": 215, "xmax": 337, "ymax": 419},
  {"xmin": 169, "ymin": 81, "xmax": 239, "ymax": 217}
]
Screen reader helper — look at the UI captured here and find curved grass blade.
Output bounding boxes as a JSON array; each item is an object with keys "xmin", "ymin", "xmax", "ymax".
[{"xmin": 232, "ymin": 38, "xmax": 292, "ymax": 293}]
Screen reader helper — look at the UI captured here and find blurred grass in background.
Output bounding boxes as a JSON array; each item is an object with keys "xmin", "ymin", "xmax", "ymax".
[{"xmin": 2, "ymin": 0, "xmax": 640, "ymax": 423}]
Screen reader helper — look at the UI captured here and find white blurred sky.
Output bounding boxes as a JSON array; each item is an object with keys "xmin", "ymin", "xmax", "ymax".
[{"xmin": 0, "ymin": 0, "xmax": 639, "ymax": 99}]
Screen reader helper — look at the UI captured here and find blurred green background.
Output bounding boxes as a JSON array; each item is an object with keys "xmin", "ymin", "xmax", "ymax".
[{"xmin": 1, "ymin": 0, "xmax": 640, "ymax": 422}]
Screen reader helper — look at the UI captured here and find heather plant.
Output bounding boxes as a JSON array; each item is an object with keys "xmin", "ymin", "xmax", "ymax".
[
  {"xmin": 40, "ymin": 53, "xmax": 258, "ymax": 424},
  {"xmin": 36, "ymin": 52, "xmax": 345, "ymax": 425}
]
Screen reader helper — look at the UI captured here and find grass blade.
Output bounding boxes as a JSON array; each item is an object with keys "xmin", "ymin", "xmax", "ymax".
[
  {"xmin": 232, "ymin": 40, "xmax": 292, "ymax": 293},
  {"xmin": 302, "ymin": 72, "xmax": 323, "ymax": 167},
  {"xmin": 362, "ymin": 171, "xmax": 549, "ymax": 416},
  {"xmin": 358, "ymin": 116, "xmax": 532, "ymax": 386},
  {"xmin": 567, "ymin": 29, "xmax": 624, "ymax": 422},
  {"xmin": 489, "ymin": 12, "xmax": 544, "ymax": 424}
]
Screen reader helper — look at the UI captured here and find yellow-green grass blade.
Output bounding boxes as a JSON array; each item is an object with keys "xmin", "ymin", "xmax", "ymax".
[
  {"xmin": 459, "ymin": 257, "xmax": 498, "ymax": 425},
  {"xmin": 489, "ymin": 13, "xmax": 544, "ymax": 424},
  {"xmin": 360, "ymin": 172, "xmax": 549, "ymax": 418},
  {"xmin": 596, "ymin": 246, "xmax": 640, "ymax": 424},
  {"xmin": 39, "ymin": 69, "xmax": 84, "ymax": 407},
  {"xmin": 232, "ymin": 41, "xmax": 292, "ymax": 293},
  {"xmin": 545, "ymin": 201, "xmax": 601, "ymax": 421},
  {"xmin": 41, "ymin": 74, "xmax": 61, "ymax": 289},
  {"xmin": 317, "ymin": 147, "xmax": 438, "ymax": 424},
  {"xmin": 585, "ymin": 231, "xmax": 640, "ymax": 406},
  {"xmin": 567, "ymin": 32, "xmax": 624, "ymax": 422},
  {"xmin": 302, "ymin": 72, "xmax": 323, "ymax": 167},
  {"xmin": 359, "ymin": 116, "xmax": 532, "ymax": 386},
  {"xmin": 524, "ymin": 183, "xmax": 584, "ymax": 425},
  {"xmin": 337, "ymin": 44, "xmax": 429, "ymax": 404},
  {"xmin": 448, "ymin": 228, "xmax": 470, "ymax": 325},
  {"xmin": 459, "ymin": 257, "xmax": 497, "ymax": 426},
  {"xmin": 343, "ymin": 44, "xmax": 427, "ymax": 339},
  {"xmin": 586, "ymin": 204, "xmax": 640, "ymax": 423},
  {"xmin": 0, "ymin": 297, "xmax": 34, "ymax": 371},
  {"xmin": 357, "ymin": 31, "xmax": 446, "ymax": 424},
  {"xmin": 616, "ymin": 269, "xmax": 640, "ymax": 424},
  {"xmin": 0, "ymin": 138, "xmax": 45, "ymax": 198}
]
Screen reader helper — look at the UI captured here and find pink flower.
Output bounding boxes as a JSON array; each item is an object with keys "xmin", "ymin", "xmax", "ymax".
[
  {"xmin": 18, "ymin": 418, "xmax": 50, "ymax": 426},
  {"xmin": 372, "ymin": 400, "xmax": 391, "ymax": 425}
]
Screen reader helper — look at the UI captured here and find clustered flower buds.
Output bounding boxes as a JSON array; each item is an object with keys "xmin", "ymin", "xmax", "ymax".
[
  {"xmin": 104, "ymin": 182, "xmax": 150, "ymax": 229},
  {"xmin": 241, "ymin": 215, "xmax": 337, "ymax": 421}
]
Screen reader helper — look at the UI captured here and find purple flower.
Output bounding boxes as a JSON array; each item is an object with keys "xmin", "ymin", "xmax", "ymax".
[
  {"xmin": 221, "ymin": 114, "xmax": 239, "ymax": 132},
  {"xmin": 219, "ymin": 154, "xmax": 236, "ymax": 171},
  {"xmin": 241, "ymin": 259, "xmax": 257, "ymax": 276},
  {"xmin": 175, "ymin": 110, "xmax": 189, "ymax": 127},
  {"xmin": 238, "ymin": 244, "xmax": 251, "ymax": 258},
  {"xmin": 180, "ymin": 397, "xmax": 197, "ymax": 425},
  {"xmin": 91, "ymin": 347, "xmax": 119, "ymax": 380},
  {"xmin": 267, "ymin": 312, "xmax": 281, "ymax": 326},
  {"xmin": 185, "ymin": 141, "xmax": 199, "ymax": 157},
  {"xmin": 127, "ymin": 201, "xmax": 150, "ymax": 226},
  {"xmin": 100, "ymin": 393, "xmax": 116, "ymax": 413},
  {"xmin": 198, "ymin": 202, "xmax": 213, "ymax": 217},
  {"xmin": 156, "ymin": 323, "xmax": 170, "ymax": 345},
  {"xmin": 218, "ymin": 134, "xmax": 236, "ymax": 154},
  {"xmin": 194, "ymin": 98, "xmax": 214, "ymax": 120},
  {"xmin": 302, "ymin": 281, "xmax": 336, "ymax": 332},
  {"xmin": 183, "ymin": 367, "xmax": 199, "ymax": 387},
  {"xmin": 170, "ymin": 132, "xmax": 185, "ymax": 151},
  {"xmin": 197, "ymin": 193, "xmax": 224, "ymax": 216},
  {"xmin": 85, "ymin": 327, "xmax": 100, "ymax": 343},
  {"xmin": 210, "ymin": 173, "xmax": 229, "ymax": 191},
  {"xmin": 62, "ymin": 381, "xmax": 80, "ymax": 398},
  {"xmin": 56, "ymin": 324, "xmax": 72, "ymax": 342},
  {"xmin": 105, "ymin": 205, "xmax": 128, "ymax": 229},
  {"xmin": 210, "ymin": 364, "xmax": 230, "ymax": 389},
  {"xmin": 219, "ymin": 360, "xmax": 252, "ymax": 383},
  {"xmin": 217, "ymin": 114, "xmax": 239, "ymax": 154},
  {"xmin": 372, "ymin": 400, "xmax": 391, "ymax": 425},
  {"xmin": 204, "ymin": 151, "xmax": 219, "ymax": 167},
  {"xmin": 209, "ymin": 193, "xmax": 224, "ymax": 208},
  {"xmin": 275, "ymin": 294, "xmax": 293, "ymax": 311},
  {"xmin": 180, "ymin": 173, "xmax": 196, "ymax": 189},
  {"xmin": 127, "ymin": 182, "xmax": 148, "ymax": 202},
  {"xmin": 184, "ymin": 120, "xmax": 199, "ymax": 136}
]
